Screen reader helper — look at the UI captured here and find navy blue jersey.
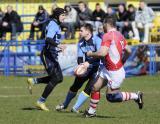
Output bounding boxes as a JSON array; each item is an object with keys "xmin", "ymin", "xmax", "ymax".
[
  {"xmin": 77, "ymin": 35, "xmax": 102, "ymax": 68},
  {"xmin": 45, "ymin": 20, "xmax": 62, "ymax": 55}
]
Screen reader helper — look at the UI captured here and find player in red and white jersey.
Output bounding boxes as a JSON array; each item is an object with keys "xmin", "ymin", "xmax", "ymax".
[
  {"xmin": 84, "ymin": 16, "xmax": 144, "ymax": 117},
  {"xmin": 101, "ymin": 27, "xmax": 127, "ymax": 71}
]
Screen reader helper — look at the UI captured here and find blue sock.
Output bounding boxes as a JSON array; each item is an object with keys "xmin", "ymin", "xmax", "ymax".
[
  {"xmin": 38, "ymin": 97, "xmax": 46, "ymax": 103},
  {"xmin": 73, "ymin": 91, "xmax": 89, "ymax": 110},
  {"xmin": 63, "ymin": 91, "xmax": 76, "ymax": 108}
]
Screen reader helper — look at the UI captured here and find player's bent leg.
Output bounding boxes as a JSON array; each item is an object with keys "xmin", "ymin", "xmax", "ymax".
[
  {"xmin": 37, "ymin": 65, "xmax": 63, "ymax": 111},
  {"xmin": 72, "ymin": 77, "xmax": 96, "ymax": 112},
  {"xmin": 106, "ymin": 88, "xmax": 144, "ymax": 109},
  {"xmin": 37, "ymin": 82, "xmax": 57, "ymax": 111},
  {"xmin": 27, "ymin": 76, "xmax": 52, "ymax": 94},
  {"xmin": 72, "ymin": 91, "xmax": 89, "ymax": 113},
  {"xmin": 93, "ymin": 76, "xmax": 104, "ymax": 92},
  {"xmin": 106, "ymin": 92, "xmax": 123, "ymax": 102},
  {"xmin": 41, "ymin": 65, "xmax": 63, "ymax": 100},
  {"xmin": 121, "ymin": 91, "xmax": 143, "ymax": 109},
  {"xmin": 56, "ymin": 77, "xmax": 87, "ymax": 111},
  {"xmin": 56, "ymin": 90, "xmax": 77, "ymax": 111},
  {"xmin": 85, "ymin": 77, "xmax": 104, "ymax": 117},
  {"xmin": 36, "ymin": 76, "xmax": 51, "ymax": 84},
  {"xmin": 85, "ymin": 91, "xmax": 100, "ymax": 117}
]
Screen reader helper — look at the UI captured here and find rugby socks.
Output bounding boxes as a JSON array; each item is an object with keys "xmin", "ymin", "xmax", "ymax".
[
  {"xmin": 72, "ymin": 91, "xmax": 89, "ymax": 110},
  {"xmin": 121, "ymin": 92, "xmax": 138, "ymax": 101},
  {"xmin": 88, "ymin": 91, "xmax": 100, "ymax": 114},
  {"xmin": 63, "ymin": 91, "xmax": 77, "ymax": 108}
]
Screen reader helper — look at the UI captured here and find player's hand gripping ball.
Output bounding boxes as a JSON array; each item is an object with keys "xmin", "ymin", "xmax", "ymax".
[{"xmin": 74, "ymin": 62, "xmax": 89, "ymax": 77}]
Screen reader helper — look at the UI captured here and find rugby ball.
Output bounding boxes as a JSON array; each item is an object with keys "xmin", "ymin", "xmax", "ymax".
[{"xmin": 74, "ymin": 64, "xmax": 87, "ymax": 77}]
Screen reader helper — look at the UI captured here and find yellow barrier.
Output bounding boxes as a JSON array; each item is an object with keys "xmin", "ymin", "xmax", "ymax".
[
  {"xmin": 127, "ymin": 39, "xmax": 140, "ymax": 45},
  {"xmin": 150, "ymin": 16, "xmax": 160, "ymax": 43}
]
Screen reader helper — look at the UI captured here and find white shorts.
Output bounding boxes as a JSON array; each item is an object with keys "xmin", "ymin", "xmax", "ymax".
[{"xmin": 99, "ymin": 66, "xmax": 125, "ymax": 89}]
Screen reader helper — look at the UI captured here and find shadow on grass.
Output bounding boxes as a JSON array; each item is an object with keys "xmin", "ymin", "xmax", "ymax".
[
  {"xmin": 56, "ymin": 110, "xmax": 116, "ymax": 119},
  {"xmin": 65, "ymin": 114, "xmax": 115, "ymax": 119},
  {"xmin": 56, "ymin": 111, "xmax": 72, "ymax": 114},
  {"xmin": 94, "ymin": 115, "xmax": 115, "ymax": 118},
  {"xmin": 75, "ymin": 114, "xmax": 131, "ymax": 119},
  {"xmin": 21, "ymin": 107, "xmax": 41, "ymax": 111}
]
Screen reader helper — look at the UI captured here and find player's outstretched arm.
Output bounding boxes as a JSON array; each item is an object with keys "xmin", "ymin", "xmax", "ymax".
[{"xmin": 86, "ymin": 46, "xmax": 109, "ymax": 58}]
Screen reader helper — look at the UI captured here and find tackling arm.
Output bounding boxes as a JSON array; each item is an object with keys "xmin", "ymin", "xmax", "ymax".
[{"xmin": 87, "ymin": 46, "xmax": 109, "ymax": 58}]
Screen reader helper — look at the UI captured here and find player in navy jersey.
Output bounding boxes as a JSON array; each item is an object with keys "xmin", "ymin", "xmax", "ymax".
[
  {"xmin": 56, "ymin": 23, "xmax": 102, "ymax": 113},
  {"xmin": 26, "ymin": 8, "xmax": 66, "ymax": 111}
]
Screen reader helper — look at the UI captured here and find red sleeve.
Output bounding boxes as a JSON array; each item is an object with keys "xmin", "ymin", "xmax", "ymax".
[{"xmin": 101, "ymin": 33, "xmax": 111, "ymax": 48}]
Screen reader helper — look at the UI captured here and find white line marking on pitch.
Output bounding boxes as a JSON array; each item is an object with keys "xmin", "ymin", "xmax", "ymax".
[
  {"xmin": 0, "ymin": 86, "xmax": 24, "ymax": 89},
  {"xmin": 0, "ymin": 95, "xmax": 36, "ymax": 98}
]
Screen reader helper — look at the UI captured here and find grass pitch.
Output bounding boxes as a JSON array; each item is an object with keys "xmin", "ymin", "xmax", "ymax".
[{"xmin": 0, "ymin": 75, "xmax": 160, "ymax": 124}]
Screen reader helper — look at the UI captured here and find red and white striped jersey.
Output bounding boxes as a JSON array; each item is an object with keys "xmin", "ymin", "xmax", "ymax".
[{"xmin": 101, "ymin": 29, "xmax": 127, "ymax": 71}]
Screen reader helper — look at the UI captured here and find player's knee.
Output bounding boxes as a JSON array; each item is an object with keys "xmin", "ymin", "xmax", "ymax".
[
  {"xmin": 57, "ymin": 74, "xmax": 63, "ymax": 83},
  {"xmin": 56, "ymin": 74, "xmax": 63, "ymax": 83},
  {"xmin": 92, "ymin": 85, "xmax": 99, "ymax": 92},
  {"xmin": 56, "ymin": 71, "xmax": 63, "ymax": 83},
  {"xmin": 48, "ymin": 81, "xmax": 57, "ymax": 88},
  {"xmin": 50, "ymin": 74, "xmax": 63, "ymax": 84},
  {"xmin": 106, "ymin": 93, "xmax": 123, "ymax": 103}
]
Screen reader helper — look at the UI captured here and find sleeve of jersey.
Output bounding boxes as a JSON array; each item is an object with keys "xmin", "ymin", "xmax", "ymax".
[
  {"xmin": 88, "ymin": 37, "xmax": 101, "ymax": 65},
  {"xmin": 46, "ymin": 21, "xmax": 58, "ymax": 38},
  {"xmin": 77, "ymin": 43, "xmax": 83, "ymax": 57},
  {"xmin": 95, "ymin": 36, "xmax": 102, "ymax": 50},
  {"xmin": 101, "ymin": 34, "xmax": 111, "ymax": 48}
]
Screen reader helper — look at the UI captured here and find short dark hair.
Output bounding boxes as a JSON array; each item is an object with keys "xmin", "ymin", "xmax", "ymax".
[
  {"xmin": 128, "ymin": 4, "xmax": 135, "ymax": 9},
  {"xmin": 51, "ymin": 7, "xmax": 66, "ymax": 22},
  {"xmin": 81, "ymin": 23, "xmax": 93, "ymax": 33},
  {"xmin": 78, "ymin": 1, "xmax": 87, "ymax": 7},
  {"xmin": 96, "ymin": 3, "xmax": 100, "ymax": 6},
  {"xmin": 38, "ymin": 5, "xmax": 44, "ymax": 10},
  {"xmin": 104, "ymin": 16, "xmax": 116, "ymax": 27}
]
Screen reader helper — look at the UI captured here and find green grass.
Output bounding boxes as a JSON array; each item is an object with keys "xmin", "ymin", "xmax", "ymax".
[{"xmin": 0, "ymin": 75, "xmax": 160, "ymax": 124}]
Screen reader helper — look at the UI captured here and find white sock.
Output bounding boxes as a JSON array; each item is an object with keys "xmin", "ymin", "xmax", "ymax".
[
  {"xmin": 130, "ymin": 93, "xmax": 138, "ymax": 100},
  {"xmin": 88, "ymin": 107, "xmax": 96, "ymax": 114},
  {"xmin": 121, "ymin": 92, "xmax": 138, "ymax": 101}
]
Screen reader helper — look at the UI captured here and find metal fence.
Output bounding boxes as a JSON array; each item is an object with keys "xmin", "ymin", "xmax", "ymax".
[
  {"xmin": 0, "ymin": 41, "xmax": 160, "ymax": 76},
  {"xmin": 0, "ymin": 40, "xmax": 45, "ymax": 76}
]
